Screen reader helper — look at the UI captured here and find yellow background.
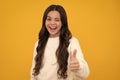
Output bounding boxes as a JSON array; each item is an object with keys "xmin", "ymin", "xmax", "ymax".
[{"xmin": 0, "ymin": 0, "xmax": 120, "ymax": 80}]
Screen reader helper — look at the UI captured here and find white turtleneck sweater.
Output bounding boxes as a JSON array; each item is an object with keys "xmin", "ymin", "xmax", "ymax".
[{"xmin": 30, "ymin": 37, "xmax": 90, "ymax": 80}]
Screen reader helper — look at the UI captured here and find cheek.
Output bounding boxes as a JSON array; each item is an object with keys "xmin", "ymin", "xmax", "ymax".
[
  {"xmin": 57, "ymin": 22, "xmax": 62, "ymax": 27},
  {"xmin": 58, "ymin": 25, "xmax": 62, "ymax": 31},
  {"xmin": 45, "ymin": 21, "xmax": 49, "ymax": 27}
]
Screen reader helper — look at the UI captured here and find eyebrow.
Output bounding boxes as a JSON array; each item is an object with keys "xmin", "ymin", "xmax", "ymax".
[
  {"xmin": 47, "ymin": 16, "xmax": 51, "ymax": 18},
  {"xmin": 47, "ymin": 16, "xmax": 60, "ymax": 19}
]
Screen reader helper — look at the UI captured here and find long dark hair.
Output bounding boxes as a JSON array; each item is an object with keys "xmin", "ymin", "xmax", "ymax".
[{"xmin": 33, "ymin": 4, "xmax": 72, "ymax": 79}]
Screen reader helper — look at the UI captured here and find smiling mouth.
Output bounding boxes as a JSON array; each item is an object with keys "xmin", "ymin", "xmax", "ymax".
[{"xmin": 49, "ymin": 27, "xmax": 57, "ymax": 30}]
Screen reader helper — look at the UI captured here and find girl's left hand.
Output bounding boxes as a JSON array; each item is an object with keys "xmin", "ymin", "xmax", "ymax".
[{"xmin": 70, "ymin": 49, "xmax": 80, "ymax": 72}]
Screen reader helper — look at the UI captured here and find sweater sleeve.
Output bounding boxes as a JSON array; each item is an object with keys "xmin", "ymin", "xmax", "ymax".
[
  {"xmin": 30, "ymin": 41, "xmax": 38, "ymax": 80},
  {"xmin": 69, "ymin": 37, "xmax": 90, "ymax": 80}
]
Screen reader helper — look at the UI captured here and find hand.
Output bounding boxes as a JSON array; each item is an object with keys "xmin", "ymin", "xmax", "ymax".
[{"xmin": 70, "ymin": 49, "xmax": 80, "ymax": 72}]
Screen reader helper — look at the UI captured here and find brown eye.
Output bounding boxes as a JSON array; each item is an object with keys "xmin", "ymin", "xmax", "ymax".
[
  {"xmin": 56, "ymin": 20, "xmax": 60, "ymax": 21},
  {"xmin": 46, "ymin": 18, "xmax": 51, "ymax": 21},
  {"xmin": 55, "ymin": 19, "xmax": 60, "ymax": 21}
]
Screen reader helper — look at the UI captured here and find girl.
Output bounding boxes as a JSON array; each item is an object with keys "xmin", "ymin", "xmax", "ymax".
[{"xmin": 30, "ymin": 4, "xmax": 90, "ymax": 80}]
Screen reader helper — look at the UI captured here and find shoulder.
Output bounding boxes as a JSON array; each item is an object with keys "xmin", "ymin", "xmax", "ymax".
[
  {"xmin": 69, "ymin": 36, "xmax": 81, "ymax": 49},
  {"xmin": 34, "ymin": 40, "xmax": 39, "ymax": 48},
  {"xmin": 32, "ymin": 41, "xmax": 39, "ymax": 56},
  {"xmin": 69, "ymin": 36, "xmax": 79, "ymax": 44}
]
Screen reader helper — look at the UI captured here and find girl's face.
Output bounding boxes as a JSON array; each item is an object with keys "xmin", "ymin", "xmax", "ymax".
[{"xmin": 45, "ymin": 10, "xmax": 62, "ymax": 37}]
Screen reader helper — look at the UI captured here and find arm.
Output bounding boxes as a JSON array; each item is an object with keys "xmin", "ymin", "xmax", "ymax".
[
  {"xmin": 30, "ymin": 41, "xmax": 38, "ymax": 80},
  {"xmin": 69, "ymin": 37, "xmax": 90, "ymax": 79}
]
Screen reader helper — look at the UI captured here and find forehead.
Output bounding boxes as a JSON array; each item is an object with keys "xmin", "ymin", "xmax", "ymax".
[{"xmin": 47, "ymin": 11, "xmax": 60, "ymax": 18}]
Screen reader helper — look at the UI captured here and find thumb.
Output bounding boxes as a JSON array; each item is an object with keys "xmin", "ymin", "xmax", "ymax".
[{"xmin": 72, "ymin": 49, "xmax": 77, "ymax": 58}]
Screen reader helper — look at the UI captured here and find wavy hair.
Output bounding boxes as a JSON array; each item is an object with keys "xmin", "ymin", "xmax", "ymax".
[{"xmin": 33, "ymin": 4, "xmax": 72, "ymax": 79}]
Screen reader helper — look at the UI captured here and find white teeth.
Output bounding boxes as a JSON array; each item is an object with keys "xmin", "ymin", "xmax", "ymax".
[{"xmin": 50, "ymin": 27, "xmax": 56, "ymax": 30}]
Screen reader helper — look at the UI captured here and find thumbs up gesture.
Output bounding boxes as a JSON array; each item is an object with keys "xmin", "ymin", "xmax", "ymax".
[{"xmin": 70, "ymin": 49, "xmax": 80, "ymax": 72}]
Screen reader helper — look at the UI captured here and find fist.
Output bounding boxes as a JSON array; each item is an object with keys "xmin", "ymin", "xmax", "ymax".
[{"xmin": 70, "ymin": 49, "xmax": 80, "ymax": 72}]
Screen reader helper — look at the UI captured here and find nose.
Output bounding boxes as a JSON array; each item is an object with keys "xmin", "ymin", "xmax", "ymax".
[{"xmin": 51, "ymin": 20, "xmax": 55, "ymax": 25}]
